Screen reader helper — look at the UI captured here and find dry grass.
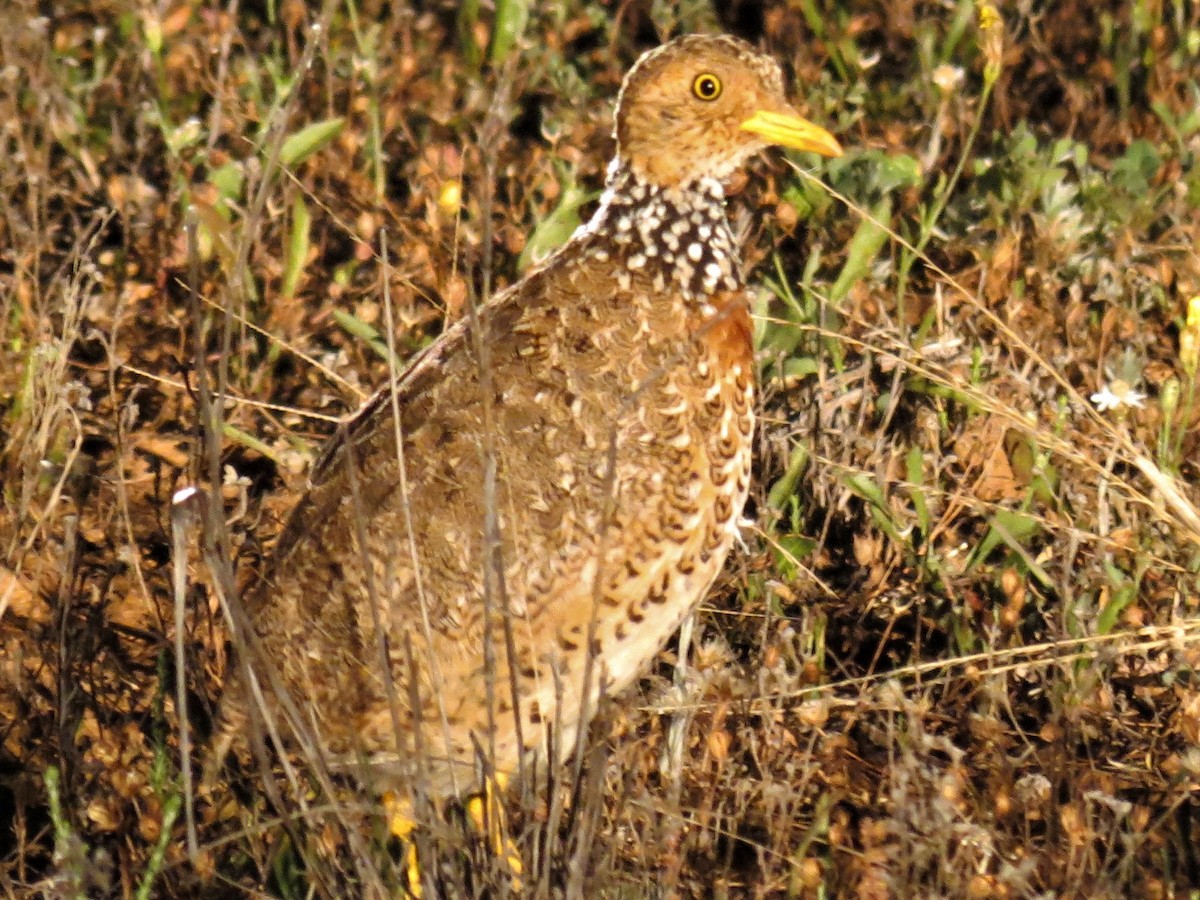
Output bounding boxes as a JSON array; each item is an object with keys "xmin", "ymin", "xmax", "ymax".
[{"xmin": 2, "ymin": 1, "xmax": 1199, "ymax": 897}]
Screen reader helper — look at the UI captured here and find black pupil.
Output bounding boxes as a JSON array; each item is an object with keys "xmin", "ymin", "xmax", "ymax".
[{"xmin": 699, "ymin": 77, "xmax": 716, "ymax": 97}]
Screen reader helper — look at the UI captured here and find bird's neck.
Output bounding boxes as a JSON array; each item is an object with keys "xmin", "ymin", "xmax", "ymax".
[{"xmin": 581, "ymin": 161, "xmax": 744, "ymax": 300}]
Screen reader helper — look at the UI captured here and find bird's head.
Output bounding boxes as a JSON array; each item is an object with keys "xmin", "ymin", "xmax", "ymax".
[{"xmin": 614, "ymin": 34, "xmax": 843, "ymax": 190}]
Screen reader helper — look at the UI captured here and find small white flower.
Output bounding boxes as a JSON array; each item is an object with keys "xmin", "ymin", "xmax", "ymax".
[
  {"xmin": 932, "ymin": 64, "xmax": 965, "ymax": 96},
  {"xmin": 172, "ymin": 485, "xmax": 198, "ymax": 505},
  {"xmin": 1091, "ymin": 379, "xmax": 1146, "ymax": 412},
  {"xmin": 223, "ymin": 464, "xmax": 250, "ymax": 488}
]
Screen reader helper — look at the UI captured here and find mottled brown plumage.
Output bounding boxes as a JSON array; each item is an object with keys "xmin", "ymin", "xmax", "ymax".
[{"xmin": 207, "ymin": 33, "xmax": 840, "ymax": 814}]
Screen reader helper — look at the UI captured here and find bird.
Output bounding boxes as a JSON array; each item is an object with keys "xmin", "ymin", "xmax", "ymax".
[{"xmin": 205, "ymin": 31, "xmax": 841, "ymax": 843}]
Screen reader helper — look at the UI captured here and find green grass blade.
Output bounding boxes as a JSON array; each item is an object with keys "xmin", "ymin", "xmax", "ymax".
[
  {"xmin": 279, "ymin": 117, "xmax": 345, "ymax": 168},
  {"xmin": 490, "ymin": 0, "xmax": 530, "ymax": 66},
  {"xmin": 282, "ymin": 194, "xmax": 310, "ymax": 299}
]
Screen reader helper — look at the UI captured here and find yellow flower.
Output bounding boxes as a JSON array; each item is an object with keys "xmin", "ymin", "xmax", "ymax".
[
  {"xmin": 437, "ymin": 180, "xmax": 463, "ymax": 216},
  {"xmin": 977, "ymin": 2, "xmax": 1004, "ymax": 87},
  {"xmin": 1182, "ymin": 295, "xmax": 1200, "ymax": 378}
]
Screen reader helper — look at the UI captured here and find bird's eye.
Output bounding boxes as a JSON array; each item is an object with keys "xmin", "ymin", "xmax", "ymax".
[{"xmin": 691, "ymin": 73, "xmax": 722, "ymax": 101}]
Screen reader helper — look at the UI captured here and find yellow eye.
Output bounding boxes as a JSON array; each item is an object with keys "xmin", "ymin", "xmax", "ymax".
[{"xmin": 692, "ymin": 73, "xmax": 722, "ymax": 101}]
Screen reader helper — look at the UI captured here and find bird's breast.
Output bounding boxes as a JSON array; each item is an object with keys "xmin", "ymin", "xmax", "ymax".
[{"xmin": 697, "ymin": 294, "xmax": 754, "ymax": 374}]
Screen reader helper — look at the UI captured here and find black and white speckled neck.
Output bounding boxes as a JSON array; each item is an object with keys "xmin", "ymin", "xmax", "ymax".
[{"xmin": 576, "ymin": 159, "xmax": 743, "ymax": 302}]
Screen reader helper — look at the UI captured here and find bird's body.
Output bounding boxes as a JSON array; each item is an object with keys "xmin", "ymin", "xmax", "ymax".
[{"xmin": 208, "ymin": 33, "xmax": 840, "ymax": 813}]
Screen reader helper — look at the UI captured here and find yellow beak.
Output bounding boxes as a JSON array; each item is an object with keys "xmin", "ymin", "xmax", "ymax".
[{"xmin": 739, "ymin": 109, "xmax": 843, "ymax": 157}]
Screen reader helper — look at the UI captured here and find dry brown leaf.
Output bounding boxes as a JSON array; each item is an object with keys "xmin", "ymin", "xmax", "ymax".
[
  {"xmin": 0, "ymin": 567, "xmax": 41, "ymax": 623},
  {"xmin": 137, "ymin": 436, "xmax": 189, "ymax": 469},
  {"xmin": 955, "ymin": 416, "xmax": 1021, "ymax": 502},
  {"xmin": 985, "ymin": 231, "xmax": 1020, "ymax": 303}
]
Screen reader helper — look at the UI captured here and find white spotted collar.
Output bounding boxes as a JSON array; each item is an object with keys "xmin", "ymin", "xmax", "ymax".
[{"xmin": 573, "ymin": 159, "xmax": 745, "ymax": 300}]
